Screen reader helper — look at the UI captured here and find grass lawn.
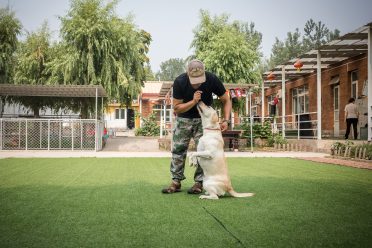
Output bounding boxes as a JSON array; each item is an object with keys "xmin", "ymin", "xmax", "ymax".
[{"xmin": 0, "ymin": 157, "xmax": 371, "ymax": 248}]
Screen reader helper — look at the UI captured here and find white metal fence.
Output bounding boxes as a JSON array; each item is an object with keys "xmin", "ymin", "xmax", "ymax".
[
  {"xmin": 237, "ymin": 112, "xmax": 318, "ymax": 139},
  {"xmin": 0, "ymin": 118, "xmax": 104, "ymax": 151}
]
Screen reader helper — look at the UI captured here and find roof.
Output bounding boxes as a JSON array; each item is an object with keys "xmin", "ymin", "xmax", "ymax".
[
  {"xmin": 0, "ymin": 84, "xmax": 107, "ymax": 97},
  {"xmin": 142, "ymin": 81, "xmax": 164, "ymax": 94},
  {"xmin": 263, "ymin": 22, "xmax": 372, "ymax": 83}
]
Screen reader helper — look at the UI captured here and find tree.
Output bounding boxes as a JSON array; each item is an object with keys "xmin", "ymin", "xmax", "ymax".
[
  {"xmin": 269, "ymin": 28, "xmax": 304, "ymax": 68},
  {"xmin": 191, "ymin": 10, "xmax": 261, "ymax": 84},
  {"xmin": 49, "ymin": 0, "xmax": 151, "ymax": 116},
  {"xmin": 0, "ymin": 7, "xmax": 22, "ymax": 83},
  {"xmin": 269, "ymin": 19, "xmax": 340, "ymax": 69},
  {"xmin": 144, "ymin": 64, "xmax": 156, "ymax": 81},
  {"xmin": 303, "ymin": 19, "xmax": 340, "ymax": 51},
  {"xmin": 14, "ymin": 22, "xmax": 51, "ymax": 85},
  {"xmin": 156, "ymin": 58, "xmax": 185, "ymax": 81},
  {"xmin": 233, "ymin": 21, "xmax": 262, "ymax": 56},
  {"xmin": 10, "ymin": 22, "xmax": 53, "ymax": 117}
]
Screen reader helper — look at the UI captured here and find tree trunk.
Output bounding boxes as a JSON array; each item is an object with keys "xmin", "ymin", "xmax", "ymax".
[
  {"xmin": 80, "ymin": 104, "xmax": 89, "ymax": 119},
  {"xmin": 32, "ymin": 106, "xmax": 40, "ymax": 118}
]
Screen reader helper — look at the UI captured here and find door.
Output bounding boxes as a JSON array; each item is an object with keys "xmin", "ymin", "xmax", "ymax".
[
  {"xmin": 334, "ymin": 85, "xmax": 340, "ymax": 137},
  {"xmin": 126, "ymin": 109, "xmax": 135, "ymax": 129}
]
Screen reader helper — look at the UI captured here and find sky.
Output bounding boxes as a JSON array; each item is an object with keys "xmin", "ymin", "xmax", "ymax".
[{"xmin": 1, "ymin": 0, "xmax": 372, "ymax": 72}]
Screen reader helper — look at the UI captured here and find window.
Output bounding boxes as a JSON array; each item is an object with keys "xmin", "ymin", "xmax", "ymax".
[
  {"xmin": 334, "ymin": 86, "xmax": 339, "ymax": 111},
  {"xmin": 291, "ymin": 85, "xmax": 309, "ymax": 114},
  {"xmin": 115, "ymin": 108, "xmax": 125, "ymax": 119},
  {"xmin": 351, "ymin": 70, "xmax": 358, "ymax": 99},
  {"xmin": 251, "ymin": 105, "xmax": 257, "ymax": 116},
  {"xmin": 153, "ymin": 104, "xmax": 172, "ymax": 122}
]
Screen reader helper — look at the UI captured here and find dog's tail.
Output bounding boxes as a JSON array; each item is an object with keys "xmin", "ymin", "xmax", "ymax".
[{"xmin": 228, "ymin": 189, "xmax": 255, "ymax": 198}]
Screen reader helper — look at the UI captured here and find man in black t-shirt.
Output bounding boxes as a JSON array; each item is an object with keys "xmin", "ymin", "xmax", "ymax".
[{"xmin": 162, "ymin": 59, "xmax": 232, "ymax": 194}]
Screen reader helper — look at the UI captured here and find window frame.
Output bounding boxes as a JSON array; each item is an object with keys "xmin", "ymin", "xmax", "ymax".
[
  {"xmin": 291, "ymin": 85, "xmax": 309, "ymax": 115},
  {"xmin": 350, "ymin": 70, "xmax": 358, "ymax": 99}
]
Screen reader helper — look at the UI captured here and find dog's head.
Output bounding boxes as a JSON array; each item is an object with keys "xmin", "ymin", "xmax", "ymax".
[{"xmin": 196, "ymin": 101, "xmax": 220, "ymax": 129}]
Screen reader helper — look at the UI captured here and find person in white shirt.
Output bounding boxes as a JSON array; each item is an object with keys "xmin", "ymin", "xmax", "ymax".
[{"xmin": 344, "ymin": 98, "xmax": 359, "ymax": 139}]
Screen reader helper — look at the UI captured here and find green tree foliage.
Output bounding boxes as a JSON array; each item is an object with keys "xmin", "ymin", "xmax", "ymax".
[
  {"xmin": 14, "ymin": 22, "xmax": 51, "ymax": 84},
  {"xmin": 156, "ymin": 58, "xmax": 185, "ymax": 81},
  {"xmin": 269, "ymin": 28, "xmax": 304, "ymax": 68},
  {"xmin": 144, "ymin": 64, "xmax": 156, "ymax": 81},
  {"xmin": 303, "ymin": 19, "xmax": 340, "ymax": 51},
  {"xmin": 269, "ymin": 19, "xmax": 340, "ymax": 68},
  {"xmin": 233, "ymin": 21, "xmax": 262, "ymax": 56},
  {"xmin": 10, "ymin": 22, "xmax": 53, "ymax": 117},
  {"xmin": 191, "ymin": 10, "xmax": 261, "ymax": 84},
  {"xmin": 0, "ymin": 7, "xmax": 22, "ymax": 83},
  {"xmin": 51, "ymin": 0, "xmax": 151, "ymax": 107}
]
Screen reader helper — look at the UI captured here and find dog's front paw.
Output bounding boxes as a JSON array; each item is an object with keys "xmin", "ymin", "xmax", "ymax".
[
  {"xmin": 188, "ymin": 153, "xmax": 198, "ymax": 167},
  {"xmin": 199, "ymin": 194, "xmax": 219, "ymax": 200}
]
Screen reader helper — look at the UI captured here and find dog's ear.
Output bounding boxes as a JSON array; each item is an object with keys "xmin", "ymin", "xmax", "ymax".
[{"xmin": 212, "ymin": 112, "xmax": 219, "ymax": 123}]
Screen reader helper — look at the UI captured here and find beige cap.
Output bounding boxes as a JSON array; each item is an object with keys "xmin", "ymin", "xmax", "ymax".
[{"xmin": 187, "ymin": 59, "xmax": 206, "ymax": 84}]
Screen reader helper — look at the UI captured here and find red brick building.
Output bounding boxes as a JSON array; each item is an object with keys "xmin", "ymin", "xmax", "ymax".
[{"xmin": 254, "ymin": 23, "xmax": 371, "ymax": 140}]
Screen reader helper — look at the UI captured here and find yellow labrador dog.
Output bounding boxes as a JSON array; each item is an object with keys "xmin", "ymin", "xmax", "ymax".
[{"xmin": 188, "ymin": 101, "xmax": 255, "ymax": 200}]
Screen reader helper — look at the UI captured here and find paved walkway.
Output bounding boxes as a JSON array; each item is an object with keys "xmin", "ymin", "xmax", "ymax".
[
  {"xmin": 1, "ymin": 134, "xmax": 370, "ymax": 169},
  {"xmin": 104, "ymin": 136, "xmax": 160, "ymax": 152},
  {"xmin": 298, "ymin": 157, "xmax": 372, "ymax": 170}
]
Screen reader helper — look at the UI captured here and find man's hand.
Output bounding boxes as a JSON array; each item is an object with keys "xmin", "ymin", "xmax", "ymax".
[
  {"xmin": 193, "ymin": 90, "xmax": 202, "ymax": 104},
  {"xmin": 220, "ymin": 121, "xmax": 228, "ymax": 132}
]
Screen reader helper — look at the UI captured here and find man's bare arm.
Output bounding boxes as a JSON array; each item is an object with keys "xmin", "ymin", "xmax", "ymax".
[
  {"xmin": 173, "ymin": 90, "xmax": 202, "ymax": 114},
  {"xmin": 219, "ymin": 92, "xmax": 232, "ymax": 131}
]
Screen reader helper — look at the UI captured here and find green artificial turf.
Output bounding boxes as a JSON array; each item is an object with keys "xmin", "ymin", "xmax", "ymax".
[{"xmin": 0, "ymin": 157, "xmax": 371, "ymax": 248}]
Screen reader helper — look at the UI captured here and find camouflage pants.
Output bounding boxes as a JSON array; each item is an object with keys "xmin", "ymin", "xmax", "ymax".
[{"xmin": 170, "ymin": 117, "xmax": 203, "ymax": 182}]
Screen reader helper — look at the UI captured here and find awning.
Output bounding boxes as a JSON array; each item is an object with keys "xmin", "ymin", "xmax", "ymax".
[
  {"xmin": 328, "ymin": 76, "xmax": 340, "ymax": 86},
  {"xmin": 263, "ymin": 22, "xmax": 372, "ymax": 83}
]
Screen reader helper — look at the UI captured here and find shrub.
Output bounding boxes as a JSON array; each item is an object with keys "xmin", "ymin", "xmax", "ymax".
[
  {"xmin": 330, "ymin": 140, "xmax": 354, "ymax": 154},
  {"xmin": 135, "ymin": 113, "xmax": 160, "ymax": 136},
  {"xmin": 235, "ymin": 120, "xmax": 287, "ymax": 147},
  {"xmin": 236, "ymin": 120, "xmax": 272, "ymax": 139},
  {"xmin": 330, "ymin": 141, "xmax": 372, "ymax": 160},
  {"xmin": 267, "ymin": 133, "xmax": 288, "ymax": 147}
]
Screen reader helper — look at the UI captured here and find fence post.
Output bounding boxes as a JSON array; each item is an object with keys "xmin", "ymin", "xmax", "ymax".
[
  {"xmin": 25, "ymin": 119, "xmax": 28, "ymax": 151},
  {"xmin": 344, "ymin": 146, "xmax": 349, "ymax": 157},
  {"xmin": 59, "ymin": 122, "xmax": 62, "ymax": 149},
  {"xmin": 39, "ymin": 120, "xmax": 42, "ymax": 149},
  {"xmin": 80, "ymin": 120, "xmax": 83, "ymax": 150},
  {"xmin": 48, "ymin": 120, "xmax": 50, "ymax": 151},
  {"xmin": 362, "ymin": 148, "xmax": 367, "ymax": 159},
  {"xmin": 72, "ymin": 120, "xmax": 74, "ymax": 151},
  {"xmin": 0, "ymin": 119, "xmax": 2, "ymax": 150},
  {"xmin": 297, "ymin": 114, "xmax": 300, "ymax": 140}
]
